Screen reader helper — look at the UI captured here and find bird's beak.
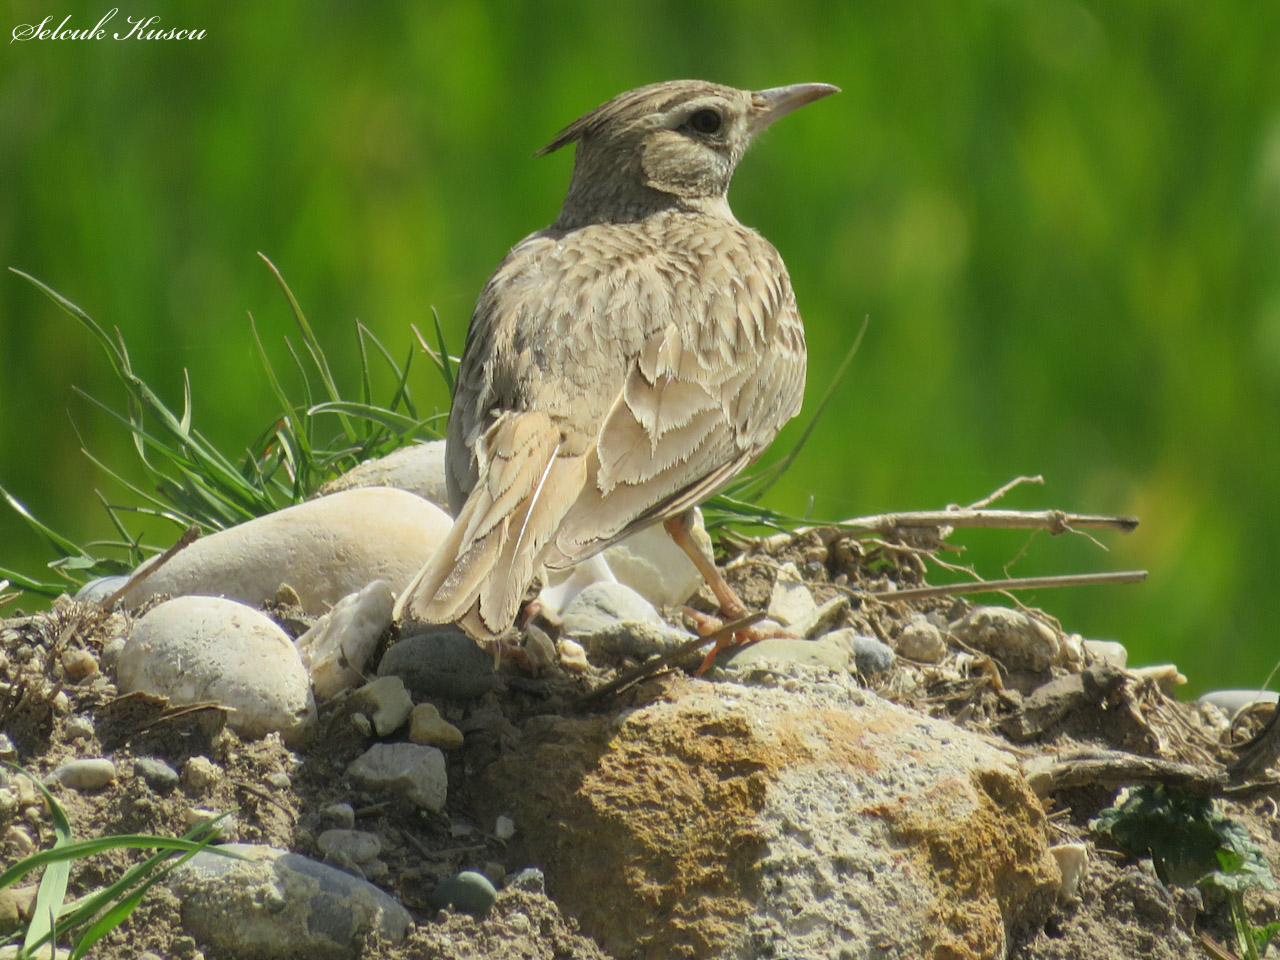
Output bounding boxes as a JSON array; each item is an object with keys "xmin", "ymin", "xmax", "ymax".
[{"xmin": 750, "ymin": 82, "xmax": 840, "ymax": 135}]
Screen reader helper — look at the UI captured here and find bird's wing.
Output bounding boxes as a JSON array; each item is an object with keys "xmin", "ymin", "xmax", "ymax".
[{"xmin": 546, "ymin": 228, "xmax": 806, "ymax": 567}]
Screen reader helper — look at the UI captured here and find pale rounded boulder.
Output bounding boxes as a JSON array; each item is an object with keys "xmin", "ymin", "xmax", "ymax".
[
  {"xmin": 119, "ymin": 596, "xmax": 317, "ymax": 746},
  {"xmin": 120, "ymin": 487, "xmax": 452, "ymax": 616}
]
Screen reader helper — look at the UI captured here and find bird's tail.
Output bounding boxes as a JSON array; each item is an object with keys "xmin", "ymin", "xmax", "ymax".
[{"xmin": 393, "ymin": 412, "xmax": 585, "ymax": 640}]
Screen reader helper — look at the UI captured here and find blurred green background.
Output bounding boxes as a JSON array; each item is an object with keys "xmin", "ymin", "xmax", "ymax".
[{"xmin": 3, "ymin": 0, "xmax": 1279, "ymax": 694}]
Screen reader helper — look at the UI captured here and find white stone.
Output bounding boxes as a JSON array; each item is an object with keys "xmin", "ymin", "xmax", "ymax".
[
  {"xmin": 766, "ymin": 562, "xmax": 819, "ymax": 628},
  {"xmin": 895, "ymin": 615, "xmax": 947, "ymax": 663},
  {"xmin": 319, "ymin": 440, "xmax": 451, "ymax": 512},
  {"xmin": 296, "ymin": 581, "xmax": 395, "ymax": 699},
  {"xmin": 602, "ymin": 508, "xmax": 711, "ymax": 608},
  {"xmin": 1083, "ymin": 639, "xmax": 1128, "ymax": 668},
  {"xmin": 119, "ymin": 596, "xmax": 317, "ymax": 746},
  {"xmin": 495, "ymin": 814, "xmax": 516, "ymax": 841},
  {"xmin": 120, "ymin": 487, "xmax": 452, "ymax": 616},
  {"xmin": 557, "ymin": 638, "xmax": 591, "ymax": 673},
  {"xmin": 48, "ymin": 758, "xmax": 116, "ymax": 791},
  {"xmin": 351, "ymin": 676, "xmax": 414, "ymax": 737},
  {"xmin": 347, "ymin": 742, "xmax": 447, "ymax": 811},
  {"xmin": 951, "ymin": 606, "xmax": 1059, "ymax": 672},
  {"xmin": 1049, "ymin": 842, "xmax": 1088, "ymax": 899}
]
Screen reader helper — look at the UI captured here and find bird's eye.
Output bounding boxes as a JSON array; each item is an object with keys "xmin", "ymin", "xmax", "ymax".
[{"xmin": 688, "ymin": 109, "xmax": 723, "ymax": 135}]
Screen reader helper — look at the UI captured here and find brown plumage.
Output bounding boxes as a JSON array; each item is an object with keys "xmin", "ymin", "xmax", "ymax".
[{"xmin": 394, "ymin": 79, "xmax": 838, "ymax": 643}]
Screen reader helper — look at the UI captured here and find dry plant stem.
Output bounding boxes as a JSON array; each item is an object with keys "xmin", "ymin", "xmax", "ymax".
[
  {"xmin": 576, "ymin": 612, "xmax": 767, "ymax": 708},
  {"xmin": 966, "ymin": 474, "xmax": 1044, "ymax": 509},
  {"xmin": 876, "ymin": 569, "xmax": 1148, "ymax": 603},
  {"xmin": 101, "ymin": 523, "xmax": 201, "ymax": 609},
  {"xmin": 1227, "ymin": 703, "xmax": 1280, "ymax": 782},
  {"xmin": 1024, "ymin": 751, "xmax": 1228, "ymax": 798},
  {"xmin": 841, "ymin": 507, "xmax": 1138, "ymax": 536}
]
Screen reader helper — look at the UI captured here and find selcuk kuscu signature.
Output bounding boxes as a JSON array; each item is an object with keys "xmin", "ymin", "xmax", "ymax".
[{"xmin": 11, "ymin": 8, "xmax": 205, "ymax": 42}]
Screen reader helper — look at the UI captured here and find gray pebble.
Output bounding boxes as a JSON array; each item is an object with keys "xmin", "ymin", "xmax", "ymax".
[
  {"xmin": 64, "ymin": 715, "xmax": 95, "ymax": 741},
  {"xmin": 134, "ymin": 757, "xmax": 180, "ymax": 793},
  {"xmin": 720, "ymin": 634, "xmax": 851, "ymax": 673},
  {"xmin": 507, "ymin": 867, "xmax": 546, "ymax": 894},
  {"xmin": 318, "ymin": 828, "xmax": 382, "ymax": 865},
  {"xmin": 561, "ymin": 582, "xmax": 662, "ymax": 637},
  {"xmin": 430, "ymin": 870, "xmax": 497, "ymax": 917},
  {"xmin": 378, "ymin": 629, "xmax": 495, "ymax": 700},
  {"xmin": 849, "ymin": 634, "xmax": 896, "ymax": 676},
  {"xmin": 321, "ymin": 802, "xmax": 357, "ymax": 829},
  {"xmin": 49, "ymin": 758, "xmax": 116, "ymax": 791},
  {"xmin": 347, "ymin": 742, "xmax": 447, "ymax": 811}
]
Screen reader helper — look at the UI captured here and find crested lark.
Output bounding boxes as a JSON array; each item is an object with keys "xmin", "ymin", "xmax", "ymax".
[{"xmin": 395, "ymin": 79, "xmax": 838, "ymax": 664}]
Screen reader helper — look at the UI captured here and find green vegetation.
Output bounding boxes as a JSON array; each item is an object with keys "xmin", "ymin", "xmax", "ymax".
[
  {"xmin": 4, "ymin": 2, "xmax": 1280, "ymax": 691},
  {"xmin": 1093, "ymin": 784, "xmax": 1279, "ymax": 959},
  {"xmin": 0, "ymin": 764, "xmax": 233, "ymax": 960}
]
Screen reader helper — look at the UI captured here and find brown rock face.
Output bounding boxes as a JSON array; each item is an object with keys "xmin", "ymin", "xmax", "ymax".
[{"xmin": 480, "ymin": 677, "xmax": 1059, "ymax": 960}]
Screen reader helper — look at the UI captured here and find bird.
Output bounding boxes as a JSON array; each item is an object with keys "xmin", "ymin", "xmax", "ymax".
[{"xmin": 394, "ymin": 79, "xmax": 838, "ymax": 668}]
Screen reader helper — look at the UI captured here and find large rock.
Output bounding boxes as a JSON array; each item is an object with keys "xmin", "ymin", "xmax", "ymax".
[
  {"xmin": 167, "ymin": 843, "xmax": 410, "ymax": 959},
  {"xmin": 479, "ymin": 678, "xmax": 1059, "ymax": 960},
  {"xmin": 296, "ymin": 581, "xmax": 395, "ymax": 698},
  {"xmin": 318, "ymin": 441, "xmax": 451, "ymax": 512},
  {"xmin": 120, "ymin": 487, "xmax": 451, "ymax": 616},
  {"xmin": 602, "ymin": 508, "xmax": 712, "ymax": 608},
  {"xmin": 119, "ymin": 596, "xmax": 316, "ymax": 746}
]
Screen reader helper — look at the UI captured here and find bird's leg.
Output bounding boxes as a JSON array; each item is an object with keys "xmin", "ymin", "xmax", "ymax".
[{"xmin": 663, "ymin": 510, "xmax": 785, "ymax": 674}]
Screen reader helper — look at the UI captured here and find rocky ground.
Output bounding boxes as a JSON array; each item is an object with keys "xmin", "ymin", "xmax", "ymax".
[{"xmin": 1, "ymin": 452, "xmax": 1278, "ymax": 960}]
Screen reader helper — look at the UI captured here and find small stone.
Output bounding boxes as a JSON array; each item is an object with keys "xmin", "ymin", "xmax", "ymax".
[
  {"xmin": 508, "ymin": 867, "xmax": 545, "ymax": 894},
  {"xmin": 1083, "ymin": 639, "xmax": 1128, "ymax": 668},
  {"xmin": 4, "ymin": 827, "xmax": 35, "ymax": 858},
  {"xmin": 409, "ymin": 703, "xmax": 466, "ymax": 750},
  {"xmin": 894, "ymin": 616, "xmax": 947, "ymax": 663},
  {"xmin": 586, "ymin": 619, "xmax": 690, "ymax": 660},
  {"xmin": 351, "ymin": 712, "xmax": 373, "ymax": 736},
  {"xmin": 347, "ymin": 742, "xmax": 447, "ymax": 811},
  {"xmin": 0, "ymin": 790, "xmax": 16, "ymax": 819},
  {"xmin": 362, "ymin": 858, "xmax": 389, "ymax": 881},
  {"xmin": 352, "ymin": 675, "xmax": 414, "ymax": 737},
  {"xmin": 720, "ymin": 634, "xmax": 851, "ymax": 673},
  {"xmin": 1049, "ymin": 843, "xmax": 1088, "ymax": 899},
  {"xmin": 64, "ymin": 715, "xmax": 95, "ymax": 741},
  {"xmin": 265, "ymin": 770, "xmax": 291, "ymax": 790},
  {"xmin": 792, "ymin": 596, "xmax": 849, "ymax": 638},
  {"xmin": 849, "ymin": 634, "xmax": 896, "ymax": 676},
  {"xmin": 523, "ymin": 624, "xmax": 558, "ymax": 671},
  {"xmin": 135, "ymin": 757, "xmax": 181, "ymax": 793},
  {"xmin": 182, "ymin": 757, "xmax": 224, "ymax": 793},
  {"xmin": 61, "ymin": 648, "xmax": 99, "ymax": 682},
  {"xmin": 183, "ymin": 808, "xmax": 235, "ymax": 837},
  {"xmin": 295, "ymin": 581, "xmax": 395, "ymax": 699},
  {"xmin": 557, "ymin": 638, "xmax": 591, "ymax": 673},
  {"xmin": 561, "ymin": 581, "xmax": 663, "ymax": 637},
  {"xmin": 430, "ymin": 870, "xmax": 497, "ymax": 917},
  {"xmin": 51, "ymin": 691, "xmax": 70, "ymax": 714},
  {"xmin": 378, "ymin": 629, "xmax": 495, "ymax": 700},
  {"xmin": 318, "ymin": 829, "xmax": 382, "ymax": 865},
  {"xmin": 100, "ymin": 636, "xmax": 126, "ymax": 673},
  {"xmin": 1199, "ymin": 689, "xmax": 1280, "ymax": 715},
  {"xmin": 0, "ymin": 884, "xmax": 35, "ymax": 934},
  {"xmin": 951, "ymin": 606, "xmax": 1059, "ymax": 673},
  {"xmin": 49, "ymin": 758, "xmax": 116, "ymax": 791},
  {"xmin": 767, "ymin": 562, "xmax": 819, "ymax": 628},
  {"xmin": 495, "ymin": 814, "xmax": 516, "ymax": 841},
  {"xmin": 321, "ymin": 802, "xmax": 356, "ymax": 829},
  {"xmin": 0, "ymin": 735, "xmax": 14, "ymax": 761},
  {"xmin": 481, "ymin": 861, "xmax": 507, "ymax": 887}
]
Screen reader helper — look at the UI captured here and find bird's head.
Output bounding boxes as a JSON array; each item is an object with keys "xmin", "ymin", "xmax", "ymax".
[{"xmin": 539, "ymin": 80, "xmax": 838, "ymax": 226}]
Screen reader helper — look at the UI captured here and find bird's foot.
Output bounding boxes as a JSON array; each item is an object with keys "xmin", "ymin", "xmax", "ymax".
[{"xmin": 682, "ymin": 607, "xmax": 789, "ymax": 677}]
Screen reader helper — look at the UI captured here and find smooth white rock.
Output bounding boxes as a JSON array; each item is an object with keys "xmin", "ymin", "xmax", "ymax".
[
  {"xmin": 601, "ymin": 508, "xmax": 712, "ymax": 608},
  {"xmin": 319, "ymin": 441, "xmax": 451, "ymax": 512},
  {"xmin": 48, "ymin": 758, "xmax": 116, "ymax": 791},
  {"xmin": 1083, "ymin": 639, "xmax": 1128, "ymax": 668},
  {"xmin": 119, "ymin": 596, "xmax": 317, "ymax": 746},
  {"xmin": 120, "ymin": 487, "xmax": 452, "ymax": 616},
  {"xmin": 1049, "ymin": 842, "xmax": 1088, "ymax": 899},
  {"xmin": 1199, "ymin": 689, "xmax": 1280, "ymax": 715},
  {"xmin": 296, "ymin": 581, "xmax": 395, "ymax": 699}
]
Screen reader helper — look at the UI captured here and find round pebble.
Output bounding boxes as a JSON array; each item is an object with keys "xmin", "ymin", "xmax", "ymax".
[
  {"xmin": 183, "ymin": 757, "xmax": 224, "ymax": 792},
  {"xmin": 408, "ymin": 703, "xmax": 465, "ymax": 750},
  {"xmin": 378, "ymin": 629, "xmax": 495, "ymax": 700},
  {"xmin": 430, "ymin": 870, "xmax": 497, "ymax": 917},
  {"xmin": 61, "ymin": 648, "xmax": 99, "ymax": 682},
  {"xmin": 135, "ymin": 757, "xmax": 181, "ymax": 793},
  {"xmin": 49, "ymin": 758, "xmax": 116, "ymax": 791},
  {"xmin": 850, "ymin": 635, "xmax": 896, "ymax": 676},
  {"xmin": 894, "ymin": 617, "xmax": 947, "ymax": 663}
]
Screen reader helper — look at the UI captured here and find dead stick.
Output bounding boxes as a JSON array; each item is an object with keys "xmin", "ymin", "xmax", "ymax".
[
  {"xmin": 840, "ymin": 508, "xmax": 1138, "ymax": 535},
  {"xmin": 576, "ymin": 612, "xmax": 767, "ymax": 707},
  {"xmin": 100, "ymin": 524, "xmax": 201, "ymax": 609},
  {"xmin": 875, "ymin": 570, "xmax": 1147, "ymax": 603}
]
